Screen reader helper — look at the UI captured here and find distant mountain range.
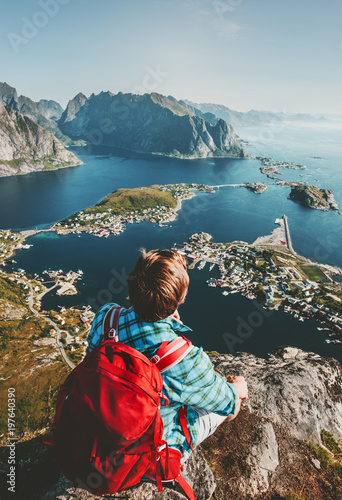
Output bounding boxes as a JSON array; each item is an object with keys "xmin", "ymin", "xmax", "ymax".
[
  {"xmin": 0, "ymin": 100, "xmax": 81, "ymax": 177},
  {"xmin": 1, "ymin": 80, "xmax": 335, "ymax": 178},
  {"xmin": 58, "ymin": 91, "xmax": 247, "ymax": 158},
  {"xmin": 183, "ymin": 100, "xmax": 330, "ymax": 127}
]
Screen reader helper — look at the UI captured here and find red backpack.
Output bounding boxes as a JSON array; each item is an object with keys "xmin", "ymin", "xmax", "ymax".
[{"xmin": 47, "ymin": 307, "xmax": 196, "ymax": 499}]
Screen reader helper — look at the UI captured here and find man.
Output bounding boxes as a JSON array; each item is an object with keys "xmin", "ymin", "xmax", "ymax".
[{"xmin": 87, "ymin": 249, "xmax": 248, "ymax": 462}]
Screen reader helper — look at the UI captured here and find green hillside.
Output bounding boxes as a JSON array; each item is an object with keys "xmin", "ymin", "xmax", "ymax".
[{"xmin": 86, "ymin": 185, "xmax": 177, "ymax": 215}]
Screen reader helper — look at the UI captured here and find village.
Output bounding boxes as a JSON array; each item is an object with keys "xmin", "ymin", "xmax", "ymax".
[
  {"xmin": 0, "ymin": 253, "xmax": 93, "ymax": 367},
  {"xmin": 173, "ymin": 231, "xmax": 342, "ymax": 346},
  {"xmin": 53, "ymin": 183, "xmax": 216, "ymax": 237}
]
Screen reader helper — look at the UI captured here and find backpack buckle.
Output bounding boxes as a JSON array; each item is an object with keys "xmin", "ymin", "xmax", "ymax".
[
  {"xmin": 108, "ymin": 328, "xmax": 116, "ymax": 339},
  {"xmin": 151, "ymin": 354, "xmax": 160, "ymax": 364}
]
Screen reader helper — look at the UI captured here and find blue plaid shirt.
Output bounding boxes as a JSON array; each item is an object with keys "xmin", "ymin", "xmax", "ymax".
[{"xmin": 87, "ymin": 303, "xmax": 238, "ymax": 456}]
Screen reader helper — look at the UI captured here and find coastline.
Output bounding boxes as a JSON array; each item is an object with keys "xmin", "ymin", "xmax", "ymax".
[{"xmin": 0, "ymin": 159, "xmax": 83, "ymax": 179}]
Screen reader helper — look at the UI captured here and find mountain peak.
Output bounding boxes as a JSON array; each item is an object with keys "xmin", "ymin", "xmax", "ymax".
[{"xmin": 58, "ymin": 90, "xmax": 247, "ymax": 158}]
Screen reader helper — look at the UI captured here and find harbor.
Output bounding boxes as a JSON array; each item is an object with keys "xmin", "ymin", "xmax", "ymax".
[{"xmin": 173, "ymin": 218, "xmax": 342, "ymax": 349}]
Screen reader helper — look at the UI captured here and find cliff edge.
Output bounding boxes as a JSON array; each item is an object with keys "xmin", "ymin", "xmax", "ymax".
[{"xmin": 6, "ymin": 346, "xmax": 341, "ymax": 500}]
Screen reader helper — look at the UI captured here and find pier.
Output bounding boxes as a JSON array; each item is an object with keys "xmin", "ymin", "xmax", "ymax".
[{"xmin": 283, "ymin": 215, "xmax": 295, "ymax": 253}]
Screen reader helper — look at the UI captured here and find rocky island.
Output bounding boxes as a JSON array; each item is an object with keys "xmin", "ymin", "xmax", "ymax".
[
  {"xmin": 288, "ymin": 184, "xmax": 339, "ymax": 211},
  {"xmin": 244, "ymin": 182, "xmax": 268, "ymax": 194}
]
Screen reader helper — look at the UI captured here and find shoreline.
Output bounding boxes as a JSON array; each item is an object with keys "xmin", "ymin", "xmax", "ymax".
[{"xmin": 0, "ymin": 159, "xmax": 83, "ymax": 179}]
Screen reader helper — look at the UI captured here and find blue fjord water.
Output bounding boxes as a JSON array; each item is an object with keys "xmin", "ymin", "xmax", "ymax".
[{"xmin": 1, "ymin": 123, "xmax": 341, "ymax": 362}]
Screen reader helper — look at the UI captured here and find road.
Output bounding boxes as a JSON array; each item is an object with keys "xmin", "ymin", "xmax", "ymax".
[{"xmin": 26, "ymin": 281, "xmax": 76, "ymax": 370}]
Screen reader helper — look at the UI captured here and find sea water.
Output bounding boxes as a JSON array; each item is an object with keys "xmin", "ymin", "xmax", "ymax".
[{"xmin": 1, "ymin": 122, "xmax": 341, "ymax": 361}]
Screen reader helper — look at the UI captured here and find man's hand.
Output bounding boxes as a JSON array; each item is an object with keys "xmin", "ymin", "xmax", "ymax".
[
  {"xmin": 227, "ymin": 375, "xmax": 248, "ymax": 400},
  {"xmin": 225, "ymin": 376, "xmax": 248, "ymax": 422}
]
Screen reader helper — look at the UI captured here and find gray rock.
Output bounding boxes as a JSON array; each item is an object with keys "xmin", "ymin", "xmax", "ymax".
[
  {"xmin": 211, "ymin": 346, "xmax": 342, "ymax": 443},
  {"xmin": 41, "ymin": 450, "xmax": 215, "ymax": 500},
  {"xmin": 242, "ymin": 421, "xmax": 279, "ymax": 496},
  {"xmin": 0, "ymin": 81, "xmax": 71, "ymax": 144},
  {"xmin": 0, "ymin": 101, "xmax": 82, "ymax": 177}
]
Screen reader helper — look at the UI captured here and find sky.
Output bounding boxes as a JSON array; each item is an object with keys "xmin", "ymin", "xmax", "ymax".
[{"xmin": 1, "ymin": 0, "xmax": 342, "ymax": 114}]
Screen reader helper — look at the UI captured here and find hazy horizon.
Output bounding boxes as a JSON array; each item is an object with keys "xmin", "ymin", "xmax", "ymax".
[{"xmin": 1, "ymin": 0, "xmax": 342, "ymax": 115}]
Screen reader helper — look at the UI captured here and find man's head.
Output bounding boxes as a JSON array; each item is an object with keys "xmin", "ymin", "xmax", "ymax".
[{"xmin": 127, "ymin": 249, "xmax": 189, "ymax": 323}]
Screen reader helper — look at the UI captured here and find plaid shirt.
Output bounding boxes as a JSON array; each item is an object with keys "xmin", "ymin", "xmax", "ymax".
[{"xmin": 87, "ymin": 303, "xmax": 238, "ymax": 456}]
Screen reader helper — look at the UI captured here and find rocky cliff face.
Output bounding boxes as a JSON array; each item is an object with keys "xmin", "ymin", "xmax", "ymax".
[
  {"xmin": 59, "ymin": 92, "xmax": 87, "ymax": 124},
  {"xmin": 14, "ymin": 346, "xmax": 342, "ymax": 500},
  {"xmin": 58, "ymin": 91, "xmax": 247, "ymax": 158},
  {"xmin": 0, "ymin": 82, "xmax": 70, "ymax": 143},
  {"xmin": 39, "ymin": 99, "xmax": 64, "ymax": 120},
  {"xmin": 0, "ymin": 82, "xmax": 20, "ymax": 111},
  {"xmin": 0, "ymin": 102, "xmax": 82, "ymax": 177}
]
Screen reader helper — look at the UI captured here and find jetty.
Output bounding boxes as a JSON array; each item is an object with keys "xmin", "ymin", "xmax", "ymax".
[{"xmin": 283, "ymin": 215, "xmax": 295, "ymax": 253}]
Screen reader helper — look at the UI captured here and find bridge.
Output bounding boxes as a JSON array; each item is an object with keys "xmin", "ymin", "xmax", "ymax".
[{"xmin": 210, "ymin": 184, "xmax": 243, "ymax": 188}]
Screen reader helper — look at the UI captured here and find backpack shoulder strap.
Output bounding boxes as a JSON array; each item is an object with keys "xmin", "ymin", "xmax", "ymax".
[
  {"xmin": 102, "ymin": 306, "xmax": 123, "ymax": 342},
  {"xmin": 151, "ymin": 336, "xmax": 193, "ymax": 373}
]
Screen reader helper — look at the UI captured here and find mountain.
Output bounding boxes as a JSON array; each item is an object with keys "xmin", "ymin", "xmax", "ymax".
[
  {"xmin": 0, "ymin": 82, "xmax": 71, "ymax": 144},
  {"xmin": 185, "ymin": 100, "xmax": 330, "ymax": 127},
  {"xmin": 0, "ymin": 101, "xmax": 82, "ymax": 177},
  {"xmin": 0, "ymin": 82, "xmax": 19, "ymax": 111},
  {"xmin": 59, "ymin": 91, "xmax": 247, "ymax": 158},
  {"xmin": 59, "ymin": 92, "xmax": 87, "ymax": 124},
  {"xmin": 39, "ymin": 99, "xmax": 64, "ymax": 120}
]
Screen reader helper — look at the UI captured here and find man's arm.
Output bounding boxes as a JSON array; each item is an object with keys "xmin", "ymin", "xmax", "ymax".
[{"xmin": 171, "ymin": 347, "xmax": 246, "ymax": 417}]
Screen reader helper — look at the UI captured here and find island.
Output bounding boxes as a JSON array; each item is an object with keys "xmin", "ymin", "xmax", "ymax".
[
  {"xmin": 259, "ymin": 166, "xmax": 283, "ymax": 179},
  {"xmin": 244, "ymin": 182, "xmax": 268, "ymax": 194},
  {"xmin": 288, "ymin": 184, "xmax": 339, "ymax": 211},
  {"xmin": 53, "ymin": 183, "xmax": 215, "ymax": 236},
  {"xmin": 257, "ymin": 155, "xmax": 307, "ymax": 181},
  {"xmin": 256, "ymin": 155, "xmax": 306, "ymax": 170}
]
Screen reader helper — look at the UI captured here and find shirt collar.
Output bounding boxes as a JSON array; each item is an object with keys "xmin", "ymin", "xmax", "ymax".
[
  {"xmin": 128, "ymin": 306, "xmax": 193, "ymax": 333},
  {"xmin": 158, "ymin": 316, "xmax": 193, "ymax": 333}
]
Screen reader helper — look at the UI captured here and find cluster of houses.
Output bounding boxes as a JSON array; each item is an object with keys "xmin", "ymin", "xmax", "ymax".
[
  {"xmin": 0, "ymin": 230, "xmax": 21, "ymax": 263},
  {"xmin": 174, "ymin": 233, "xmax": 342, "ymax": 339},
  {"xmin": 55, "ymin": 183, "xmax": 215, "ymax": 237}
]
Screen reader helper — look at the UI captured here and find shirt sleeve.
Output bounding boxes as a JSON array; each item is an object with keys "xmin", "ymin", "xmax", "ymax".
[
  {"xmin": 86, "ymin": 303, "xmax": 119, "ymax": 352},
  {"xmin": 178, "ymin": 347, "xmax": 238, "ymax": 416}
]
